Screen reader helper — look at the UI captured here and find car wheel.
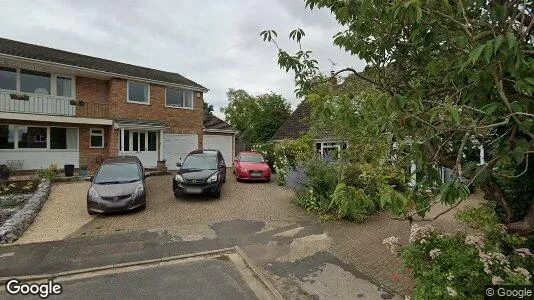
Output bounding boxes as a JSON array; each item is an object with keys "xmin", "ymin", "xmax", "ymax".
[
  {"xmin": 139, "ymin": 204, "xmax": 146, "ymax": 211},
  {"xmin": 87, "ymin": 210, "xmax": 96, "ymax": 215},
  {"xmin": 213, "ymin": 188, "xmax": 221, "ymax": 198},
  {"xmin": 223, "ymin": 176, "xmax": 226, "ymax": 183},
  {"xmin": 174, "ymin": 191, "xmax": 181, "ymax": 199}
]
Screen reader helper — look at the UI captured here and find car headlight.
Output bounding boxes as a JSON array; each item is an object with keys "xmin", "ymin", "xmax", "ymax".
[
  {"xmin": 132, "ymin": 183, "xmax": 144, "ymax": 198},
  {"xmin": 174, "ymin": 174, "xmax": 185, "ymax": 183},
  {"xmin": 88, "ymin": 187, "xmax": 100, "ymax": 200},
  {"xmin": 207, "ymin": 172, "xmax": 219, "ymax": 183}
]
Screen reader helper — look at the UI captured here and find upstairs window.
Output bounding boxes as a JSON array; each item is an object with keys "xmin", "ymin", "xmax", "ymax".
[
  {"xmin": 20, "ymin": 70, "xmax": 51, "ymax": 95},
  {"xmin": 127, "ymin": 81, "xmax": 149, "ymax": 104},
  {"xmin": 56, "ymin": 76, "xmax": 73, "ymax": 97},
  {"xmin": 166, "ymin": 87, "xmax": 193, "ymax": 108},
  {"xmin": 0, "ymin": 67, "xmax": 17, "ymax": 90}
]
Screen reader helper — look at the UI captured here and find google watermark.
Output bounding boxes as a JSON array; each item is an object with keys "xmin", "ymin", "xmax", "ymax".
[
  {"xmin": 5, "ymin": 279, "xmax": 62, "ymax": 299},
  {"xmin": 485, "ymin": 285, "xmax": 533, "ymax": 299}
]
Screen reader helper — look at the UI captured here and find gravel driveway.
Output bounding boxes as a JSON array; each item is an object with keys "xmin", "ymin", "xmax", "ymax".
[
  {"xmin": 14, "ymin": 174, "xmax": 311, "ymax": 242},
  {"xmin": 15, "ymin": 181, "xmax": 94, "ymax": 244}
]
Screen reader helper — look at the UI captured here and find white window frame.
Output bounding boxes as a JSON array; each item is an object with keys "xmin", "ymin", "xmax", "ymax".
[
  {"xmin": 127, "ymin": 80, "xmax": 150, "ymax": 105},
  {"xmin": 165, "ymin": 87, "xmax": 194, "ymax": 110},
  {"xmin": 0, "ymin": 123, "xmax": 79, "ymax": 151},
  {"xmin": 0, "ymin": 66, "xmax": 76, "ymax": 98},
  {"xmin": 90, "ymin": 128, "xmax": 105, "ymax": 149}
]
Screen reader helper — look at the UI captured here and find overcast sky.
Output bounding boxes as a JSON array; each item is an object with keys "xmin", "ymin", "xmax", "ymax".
[{"xmin": 0, "ymin": 0, "xmax": 365, "ymax": 119}]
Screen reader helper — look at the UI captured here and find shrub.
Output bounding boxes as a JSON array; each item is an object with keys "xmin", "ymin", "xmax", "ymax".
[
  {"xmin": 273, "ymin": 137, "xmax": 314, "ymax": 185},
  {"xmin": 252, "ymin": 142, "xmax": 276, "ymax": 171},
  {"xmin": 38, "ymin": 164, "xmax": 59, "ymax": 180},
  {"xmin": 385, "ymin": 208, "xmax": 533, "ymax": 299}
]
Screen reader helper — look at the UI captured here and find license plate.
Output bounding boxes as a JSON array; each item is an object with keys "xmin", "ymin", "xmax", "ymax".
[
  {"xmin": 251, "ymin": 173, "xmax": 262, "ymax": 177},
  {"xmin": 185, "ymin": 187, "xmax": 202, "ymax": 194}
]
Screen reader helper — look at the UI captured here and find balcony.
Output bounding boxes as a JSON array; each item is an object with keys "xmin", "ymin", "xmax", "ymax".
[{"xmin": 0, "ymin": 90, "xmax": 109, "ymax": 119}]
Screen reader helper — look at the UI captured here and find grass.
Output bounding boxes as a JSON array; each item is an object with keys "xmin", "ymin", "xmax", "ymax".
[{"xmin": 0, "ymin": 198, "xmax": 21, "ymax": 209}]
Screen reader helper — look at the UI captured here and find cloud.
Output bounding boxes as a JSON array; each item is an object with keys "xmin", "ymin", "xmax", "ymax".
[{"xmin": 0, "ymin": 0, "xmax": 365, "ymax": 119}]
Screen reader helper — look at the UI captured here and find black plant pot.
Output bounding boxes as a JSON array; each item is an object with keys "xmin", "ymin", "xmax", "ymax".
[{"xmin": 64, "ymin": 164, "xmax": 75, "ymax": 177}]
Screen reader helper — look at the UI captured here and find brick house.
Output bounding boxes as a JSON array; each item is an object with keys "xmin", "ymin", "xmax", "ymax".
[{"xmin": 0, "ymin": 37, "xmax": 235, "ymax": 171}]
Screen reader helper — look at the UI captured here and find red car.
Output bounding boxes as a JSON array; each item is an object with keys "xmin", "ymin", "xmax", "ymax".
[{"xmin": 233, "ymin": 151, "xmax": 271, "ymax": 181}]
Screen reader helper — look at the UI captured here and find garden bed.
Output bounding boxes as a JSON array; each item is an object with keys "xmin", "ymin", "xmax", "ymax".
[{"xmin": 0, "ymin": 180, "xmax": 51, "ymax": 243}]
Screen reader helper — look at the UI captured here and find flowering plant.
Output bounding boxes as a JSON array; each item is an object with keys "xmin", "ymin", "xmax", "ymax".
[{"xmin": 384, "ymin": 215, "xmax": 532, "ymax": 299}]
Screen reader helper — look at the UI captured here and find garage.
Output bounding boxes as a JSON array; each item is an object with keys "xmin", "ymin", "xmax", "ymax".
[
  {"xmin": 203, "ymin": 134, "xmax": 234, "ymax": 164},
  {"xmin": 203, "ymin": 112, "xmax": 236, "ymax": 164},
  {"xmin": 163, "ymin": 133, "xmax": 199, "ymax": 170}
]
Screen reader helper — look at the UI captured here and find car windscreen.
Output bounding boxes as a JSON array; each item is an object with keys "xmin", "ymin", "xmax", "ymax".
[
  {"xmin": 182, "ymin": 154, "xmax": 218, "ymax": 170},
  {"xmin": 240, "ymin": 154, "xmax": 264, "ymax": 163},
  {"xmin": 94, "ymin": 163, "xmax": 141, "ymax": 184}
]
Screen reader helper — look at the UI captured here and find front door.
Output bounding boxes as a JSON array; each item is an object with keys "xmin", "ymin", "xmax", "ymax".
[{"xmin": 122, "ymin": 130, "xmax": 158, "ymax": 167}]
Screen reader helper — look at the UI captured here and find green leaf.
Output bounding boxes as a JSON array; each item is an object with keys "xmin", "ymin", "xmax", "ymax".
[
  {"xmin": 506, "ymin": 32, "xmax": 517, "ymax": 50},
  {"xmin": 494, "ymin": 35, "xmax": 504, "ymax": 54},
  {"xmin": 524, "ymin": 77, "xmax": 534, "ymax": 86},
  {"xmin": 484, "ymin": 41, "xmax": 493, "ymax": 63},
  {"xmin": 415, "ymin": 6, "xmax": 422, "ymax": 22},
  {"xmin": 450, "ymin": 107, "xmax": 460, "ymax": 125},
  {"xmin": 481, "ymin": 102, "xmax": 500, "ymax": 114},
  {"xmin": 470, "ymin": 44, "xmax": 485, "ymax": 64}
]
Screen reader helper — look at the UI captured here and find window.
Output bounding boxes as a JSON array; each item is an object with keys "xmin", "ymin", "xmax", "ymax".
[
  {"xmin": 123, "ymin": 130, "xmax": 130, "ymax": 151},
  {"xmin": 20, "ymin": 70, "xmax": 51, "ymax": 95},
  {"xmin": 50, "ymin": 127, "xmax": 78, "ymax": 149},
  {"xmin": 18, "ymin": 126, "xmax": 47, "ymax": 148},
  {"xmin": 128, "ymin": 81, "xmax": 149, "ymax": 103},
  {"xmin": 166, "ymin": 87, "xmax": 193, "ymax": 108},
  {"xmin": 56, "ymin": 76, "xmax": 72, "ymax": 97},
  {"xmin": 0, "ymin": 125, "xmax": 15, "ymax": 149},
  {"xmin": 148, "ymin": 132, "xmax": 157, "ymax": 151},
  {"xmin": 0, "ymin": 67, "xmax": 17, "ymax": 91},
  {"xmin": 90, "ymin": 128, "xmax": 104, "ymax": 148}
]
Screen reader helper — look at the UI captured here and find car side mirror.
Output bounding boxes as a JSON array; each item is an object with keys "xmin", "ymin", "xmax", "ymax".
[
  {"xmin": 84, "ymin": 176, "xmax": 93, "ymax": 182},
  {"xmin": 176, "ymin": 162, "xmax": 182, "ymax": 168}
]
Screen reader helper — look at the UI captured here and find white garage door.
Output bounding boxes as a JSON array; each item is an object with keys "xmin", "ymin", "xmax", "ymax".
[
  {"xmin": 163, "ymin": 134, "xmax": 198, "ymax": 170},
  {"xmin": 203, "ymin": 134, "xmax": 234, "ymax": 165}
]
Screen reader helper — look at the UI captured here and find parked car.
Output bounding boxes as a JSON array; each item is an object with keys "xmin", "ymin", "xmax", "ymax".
[
  {"xmin": 86, "ymin": 156, "xmax": 149, "ymax": 214},
  {"xmin": 233, "ymin": 151, "xmax": 271, "ymax": 182},
  {"xmin": 173, "ymin": 149, "xmax": 226, "ymax": 198}
]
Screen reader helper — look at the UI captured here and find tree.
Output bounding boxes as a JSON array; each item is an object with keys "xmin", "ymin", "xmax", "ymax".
[
  {"xmin": 221, "ymin": 89, "xmax": 292, "ymax": 144},
  {"xmin": 262, "ymin": 1, "xmax": 534, "ymax": 232},
  {"xmin": 203, "ymin": 102, "xmax": 214, "ymax": 114}
]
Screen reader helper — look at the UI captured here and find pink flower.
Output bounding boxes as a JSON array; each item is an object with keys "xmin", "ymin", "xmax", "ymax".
[
  {"xmin": 391, "ymin": 273, "xmax": 401, "ymax": 281},
  {"xmin": 409, "ymin": 224, "xmax": 435, "ymax": 243},
  {"xmin": 465, "ymin": 235, "xmax": 484, "ymax": 248},
  {"xmin": 514, "ymin": 267, "xmax": 531, "ymax": 281},
  {"xmin": 515, "ymin": 248, "xmax": 532, "ymax": 258}
]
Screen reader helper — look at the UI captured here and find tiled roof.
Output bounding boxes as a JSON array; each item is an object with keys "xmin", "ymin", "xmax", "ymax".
[
  {"xmin": 271, "ymin": 101, "xmax": 313, "ymax": 140},
  {"xmin": 0, "ymin": 37, "xmax": 207, "ymax": 91},
  {"xmin": 203, "ymin": 112, "xmax": 235, "ymax": 132}
]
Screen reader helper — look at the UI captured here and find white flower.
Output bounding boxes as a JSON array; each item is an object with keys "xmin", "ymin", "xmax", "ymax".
[
  {"xmin": 383, "ymin": 236, "xmax": 401, "ymax": 254},
  {"xmin": 492, "ymin": 276, "xmax": 504, "ymax": 285},
  {"xmin": 447, "ymin": 273, "xmax": 454, "ymax": 281},
  {"xmin": 409, "ymin": 224, "xmax": 435, "ymax": 243},
  {"xmin": 429, "ymin": 248, "xmax": 442, "ymax": 260},
  {"xmin": 514, "ymin": 267, "xmax": 531, "ymax": 281},
  {"xmin": 465, "ymin": 235, "xmax": 484, "ymax": 248},
  {"xmin": 446, "ymin": 287, "xmax": 458, "ymax": 297}
]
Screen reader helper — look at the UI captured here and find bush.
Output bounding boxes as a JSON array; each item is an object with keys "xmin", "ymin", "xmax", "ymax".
[
  {"xmin": 384, "ymin": 208, "xmax": 533, "ymax": 299},
  {"xmin": 38, "ymin": 164, "xmax": 59, "ymax": 180},
  {"xmin": 273, "ymin": 138, "xmax": 314, "ymax": 185},
  {"xmin": 252, "ymin": 142, "xmax": 276, "ymax": 172}
]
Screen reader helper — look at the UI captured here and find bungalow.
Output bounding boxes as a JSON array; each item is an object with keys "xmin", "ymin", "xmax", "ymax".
[{"xmin": 0, "ymin": 37, "xmax": 234, "ymax": 171}]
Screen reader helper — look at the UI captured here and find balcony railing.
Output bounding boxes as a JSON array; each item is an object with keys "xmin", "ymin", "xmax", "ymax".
[{"xmin": 0, "ymin": 91, "xmax": 109, "ymax": 119}]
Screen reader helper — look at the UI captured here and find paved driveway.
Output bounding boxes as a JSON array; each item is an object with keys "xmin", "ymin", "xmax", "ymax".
[{"xmin": 17, "ymin": 174, "xmax": 312, "ymax": 243}]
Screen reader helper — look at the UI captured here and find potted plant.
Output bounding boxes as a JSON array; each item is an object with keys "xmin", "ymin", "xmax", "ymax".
[
  {"xmin": 0, "ymin": 164, "xmax": 10, "ymax": 181},
  {"xmin": 156, "ymin": 159, "xmax": 167, "ymax": 172},
  {"xmin": 69, "ymin": 99, "xmax": 85, "ymax": 106},
  {"xmin": 10, "ymin": 93, "xmax": 30, "ymax": 101},
  {"xmin": 79, "ymin": 165, "xmax": 88, "ymax": 177}
]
